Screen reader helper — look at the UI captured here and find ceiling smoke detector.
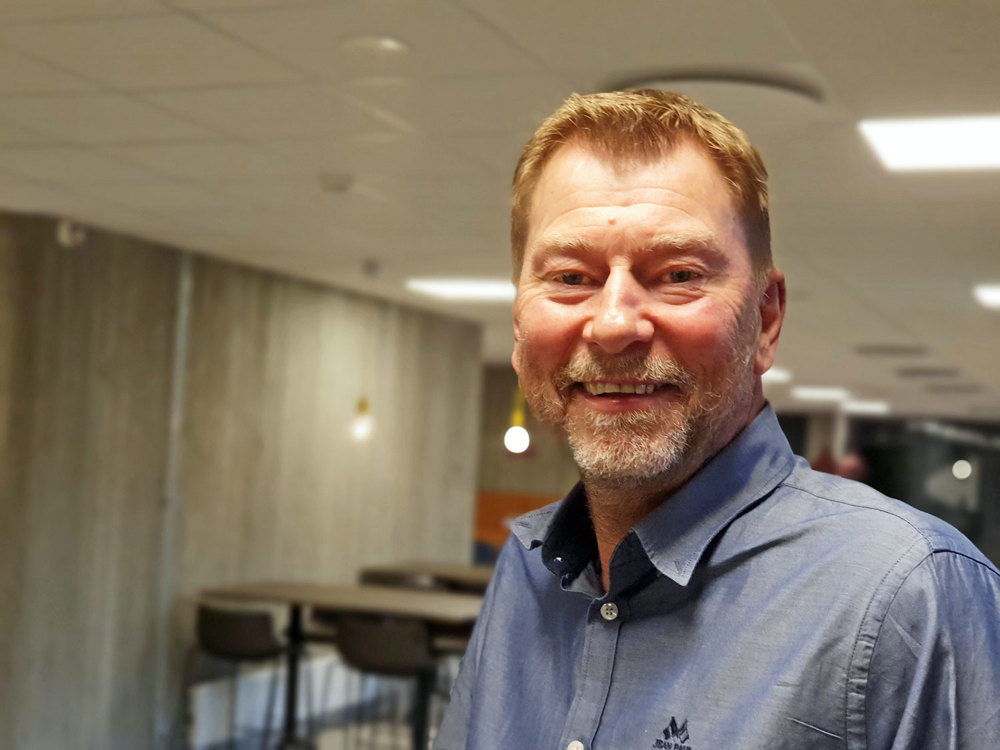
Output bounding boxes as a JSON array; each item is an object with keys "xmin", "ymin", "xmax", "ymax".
[{"xmin": 319, "ymin": 172, "xmax": 355, "ymax": 193}]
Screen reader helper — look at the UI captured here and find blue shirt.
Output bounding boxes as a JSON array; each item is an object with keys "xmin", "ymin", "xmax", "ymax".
[{"xmin": 435, "ymin": 407, "xmax": 1000, "ymax": 750}]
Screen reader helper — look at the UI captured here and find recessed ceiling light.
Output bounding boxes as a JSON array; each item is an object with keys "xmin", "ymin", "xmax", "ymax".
[
  {"xmin": 859, "ymin": 115, "xmax": 1000, "ymax": 170},
  {"xmin": 791, "ymin": 386, "xmax": 849, "ymax": 402},
  {"xmin": 341, "ymin": 35, "xmax": 408, "ymax": 55},
  {"xmin": 405, "ymin": 278, "xmax": 515, "ymax": 302},
  {"xmin": 843, "ymin": 399, "xmax": 891, "ymax": 416},
  {"xmin": 974, "ymin": 284, "xmax": 1000, "ymax": 308},
  {"xmin": 762, "ymin": 366, "xmax": 791, "ymax": 384}
]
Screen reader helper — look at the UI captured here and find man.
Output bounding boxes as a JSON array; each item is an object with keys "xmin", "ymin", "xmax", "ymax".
[{"xmin": 435, "ymin": 90, "xmax": 1000, "ymax": 749}]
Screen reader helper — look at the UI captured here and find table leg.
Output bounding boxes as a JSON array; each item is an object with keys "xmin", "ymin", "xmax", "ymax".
[{"xmin": 278, "ymin": 604, "xmax": 315, "ymax": 750}]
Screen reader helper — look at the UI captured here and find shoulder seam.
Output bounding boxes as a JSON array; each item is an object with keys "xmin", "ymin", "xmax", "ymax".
[{"xmin": 781, "ymin": 480, "xmax": 939, "ymax": 546}]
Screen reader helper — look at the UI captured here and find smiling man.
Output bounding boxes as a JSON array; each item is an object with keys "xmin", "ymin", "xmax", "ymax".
[{"xmin": 434, "ymin": 90, "xmax": 1000, "ymax": 750}]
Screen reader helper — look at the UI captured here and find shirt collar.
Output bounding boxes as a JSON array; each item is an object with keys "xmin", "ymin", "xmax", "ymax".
[{"xmin": 510, "ymin": 405, "xmax": 796, "ymax": 587}]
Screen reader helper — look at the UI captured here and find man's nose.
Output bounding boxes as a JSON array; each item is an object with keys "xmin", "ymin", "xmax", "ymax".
[{"xmin": 582, "ymin": 268, "xmax": 655, "ymax": 354}]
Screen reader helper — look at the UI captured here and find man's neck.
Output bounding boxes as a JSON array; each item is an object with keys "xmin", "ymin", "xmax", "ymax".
[
  {"xmin": 582, "ymin": 397, "xmax": 768, "ymax": 591},
  {"xmin": 585, "ymin": 478, "xmax": 676, "ymax": 592}
]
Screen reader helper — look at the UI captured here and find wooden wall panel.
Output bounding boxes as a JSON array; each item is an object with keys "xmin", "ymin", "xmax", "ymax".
[
  {"xmin": 175, "ymin": 255, "xmax": 480, "ymax": 598},
  {"xmin": 0, "ymin": 222, "xmax": 30, "ymax": 750},
  {"xmin": 1, "ymin": 213, "xmax": 481, "ymax": 750},
  {"xmin": 0, "ymin": 215, "xmax": 178, "ymax": 750}
]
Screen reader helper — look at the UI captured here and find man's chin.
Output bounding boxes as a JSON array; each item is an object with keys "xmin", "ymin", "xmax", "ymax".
[{"xmin": 566, "ymin": 425, "xmax": 690, "ymax": 489}]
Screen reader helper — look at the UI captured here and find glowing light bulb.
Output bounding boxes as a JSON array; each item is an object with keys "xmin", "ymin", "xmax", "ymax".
[
  {"xmin": 952, "ymin": 459, "xmax": 972, "ymax": 480},
  {"xmin": 504, "ymin": 425, "xmax": 529, "ymax": 454},
  {"xmin": 351, "ymin": 397, "xmax": 373, "ymax": 442}
]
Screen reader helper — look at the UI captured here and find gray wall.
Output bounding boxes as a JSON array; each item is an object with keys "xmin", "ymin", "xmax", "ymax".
[{"xmin": 0, "ymin": 212, "xmax": 481, "ymax": 750}]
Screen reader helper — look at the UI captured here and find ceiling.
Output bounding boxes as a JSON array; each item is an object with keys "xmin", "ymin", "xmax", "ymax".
[{"xmin": 2, "ymin": 0, "xmax": 999, "ymax": 421}]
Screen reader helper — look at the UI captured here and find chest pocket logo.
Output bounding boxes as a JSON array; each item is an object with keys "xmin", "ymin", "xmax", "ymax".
[{"xmin": 652, "ymin": 716, "xmax": 692, "ymax": 750}]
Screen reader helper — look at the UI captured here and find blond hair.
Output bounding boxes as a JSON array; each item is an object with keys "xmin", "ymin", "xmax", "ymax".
[{"xmin": 510, "ymin": 89, "xmax": 771, "ymax": 279}]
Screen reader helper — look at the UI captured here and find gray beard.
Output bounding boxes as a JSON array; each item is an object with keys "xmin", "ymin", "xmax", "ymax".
[
  {"xmin": 521, "ymin": 319, "xmax": 759, "ymax": 491},
  {"xmin": 566, "ymin": 399, "xmax": 697, "ymax": 490}
]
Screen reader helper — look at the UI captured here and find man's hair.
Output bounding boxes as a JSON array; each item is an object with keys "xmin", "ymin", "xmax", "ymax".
[{"xmin": 510, "ymin": 89, "xmax": 771, "ymax": 280}]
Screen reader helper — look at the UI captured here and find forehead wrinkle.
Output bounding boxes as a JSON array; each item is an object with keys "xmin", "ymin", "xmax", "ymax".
[{"xmin": 530, "ymin": 228, "xmax": 723, "ymax": 262}]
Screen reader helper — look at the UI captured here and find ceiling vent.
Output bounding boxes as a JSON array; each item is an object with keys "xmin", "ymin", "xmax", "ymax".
[
  {"xmin": 896, "ymin": 367, "xmax": 961, "ymax": 379},
  {"xmin": 927, "ymin": 383, "xmax": 983, "ymax": 394},
  {"xmin": 855, "ymin": 343, "xmax": 928, "ymax": 357}
]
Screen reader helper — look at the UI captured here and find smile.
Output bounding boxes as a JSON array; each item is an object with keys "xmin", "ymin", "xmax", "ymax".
[{"xmin": 582, "ymin": 382, "xmax": 664, "ymax": 396}]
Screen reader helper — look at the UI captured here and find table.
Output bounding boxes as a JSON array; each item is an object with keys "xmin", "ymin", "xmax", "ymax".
[
  {"xmin": 359, "ymin": 560, "xmax": 494, "ymax": 593},
  {"xmin": 201, "ymin": 580, "xmax": 483, "ymax": 749}
]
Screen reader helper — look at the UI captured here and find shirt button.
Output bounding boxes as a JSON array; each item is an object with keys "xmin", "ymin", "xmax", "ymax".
[
  {"xmin": 567, "ymin": 741, "xmax": 585, "ymax": 750},
  {"xmin": 600, "ymin": 602, "xmax": 619, "ymax": 621}
]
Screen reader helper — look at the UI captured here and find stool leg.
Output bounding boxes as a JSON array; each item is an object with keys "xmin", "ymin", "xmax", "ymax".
[
  {"xmin": 303, "ymin": 650, "xmax": 315, "ymax": 737},
  {"xmin": 229, "ymin": 663, "xmax": 240, "ymax": 750},
  {"xmin": 261, "ymin": 658, "xmax": 279, "ymax": 750},
  {"xmin": 412, "ymin": 671, "xmax": 434, "ymax": 750},
  {"xmin": 173, "ymin": 646, "xmax": 200, "ymax": 750}
]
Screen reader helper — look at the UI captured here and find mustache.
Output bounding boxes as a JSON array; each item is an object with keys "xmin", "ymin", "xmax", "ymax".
[{"xmin": 555, "ymin": 350, "xmax": 694, "ymax": 391}]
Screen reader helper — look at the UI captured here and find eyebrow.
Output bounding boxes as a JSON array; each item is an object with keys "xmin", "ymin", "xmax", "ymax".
[{"xmin": 533, "ymin": 230, "xmax": 724, "ymax": 258}]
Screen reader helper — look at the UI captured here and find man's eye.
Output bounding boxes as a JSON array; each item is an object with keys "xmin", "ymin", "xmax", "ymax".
[
  {"xmin": 668, "ymin": 269, "xmax": 699, "ymax": 283},
  {"xmin": 558, "ymin": 273, "xmax": 586, "ymax": 285}
]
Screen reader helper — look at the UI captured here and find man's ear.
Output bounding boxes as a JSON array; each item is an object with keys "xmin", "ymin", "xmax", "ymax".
[{"xmin": 754, "ymin": 269, "xmax": 786, "ymax": 376}]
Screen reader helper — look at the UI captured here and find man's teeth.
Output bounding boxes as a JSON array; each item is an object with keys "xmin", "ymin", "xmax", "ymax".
[{"xmin": 583, "ymin": 382, "xmax": 659, "ymax": 396}]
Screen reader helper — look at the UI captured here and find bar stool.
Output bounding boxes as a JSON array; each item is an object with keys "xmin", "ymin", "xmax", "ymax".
[
  {"xmin": 323, "ymin": 612, "xmax": 439, "ymax": 750},
  {"xmin": 187, "ymin": 603, "xmax": 285, "ymax": 750}
]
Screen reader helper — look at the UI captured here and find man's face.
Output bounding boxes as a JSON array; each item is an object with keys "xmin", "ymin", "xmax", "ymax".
[{"xmin": 512, "ymin": 139, "xmax": 783, "ymax": 488}]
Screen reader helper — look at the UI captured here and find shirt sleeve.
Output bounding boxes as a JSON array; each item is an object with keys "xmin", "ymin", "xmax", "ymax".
[
  {"xmin": 864, "ymin": 550, "xmax": 1000, "ymax": 749},
  {"xmin": 432, "ymin": 541, "xmax": 507, "ymax": 750},
  {"xmin": 432, "ymin": 630, "xmax": 477, "ymax": 750}
]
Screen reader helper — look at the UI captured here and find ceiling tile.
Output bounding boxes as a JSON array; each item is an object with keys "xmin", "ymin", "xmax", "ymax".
[
  {"xmin": 0, "ymin": 46, "xmax": 98, "ymax": 94},
  {"xmin": 0, "ymin": 146, "xmax": 165, "ymax": 185},
  {"xmin": 770, "ymin": 0, "xmax": 1000, "ymax": 59},
  {"xmin": 755, "ymin": 123, "xmax": 913, "ymax": 209},
  {"xmin": 264, "ymin": 131, "xmax": 480, "ymax": 180},
  {"xmin": 0, "ymin": 119, "xmax": 48, "ymax": 146},
  {"xmin": 84, "ymin": 180, "xmax": 247, "ymax": 212},
  {"xmin": 349, "ymin": 74, "xmax": 573, "ymax": 136},
  {"xmin": 447, "ymin": 131, "xmax": 529, "ymax": 174},
  {"xmin": 146, "ymin": 84, "xmax": 389, "ymax": 139},
  {"xmin": 167, "ymin": 0, "xmax": 318, "ymax": 9},
  {"xmin": 104, "ymin": 141, "xmax": 304, "ymax": 182},
  {"xmin": 0, "ymin": 93, "xmax": 216, "ymax": 144},
  {"xmin": 461, "ymin": 0, "xmax": 802, "ymax": 76},
  {"xmin": 817, "ymin": 52, "xmax": 1000, "ymax": 117},
  {"xmin": 0, "ymin": 15, "xmax": 301, "ymax": 90},
  {"xmin": 202, "ymin": 1, "xmax": 540, "ymax": 80},
  {"xmin": 0, "ymin": 0, "xmax": 165, "ymax": 22},
  {"xmin": 0, "ymin": 178, "xmax": 116, "ymax": 217}
]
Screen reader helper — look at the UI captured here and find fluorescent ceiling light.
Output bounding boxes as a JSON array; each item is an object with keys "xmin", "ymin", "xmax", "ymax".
[
  {"xmin": 974, "ymin": 284, "xmax": 1000, "ymax": 308},
  {"xmin": 791, "ymin": 386, "xmax": 849, "ymax": 402},
  {"xmin": 859, "ymin": 115, "xmax": 1000, "ymax": 170},
  {"xmin": 406, "ymin": 278, "xmax": 515, "ymax": 302},
  {"xmin": 762, "ymin": 366, "xmax": 791, "ymax": 384},
  {"xmin": 843, "ymin": 400, "xmax": 891, "ymax": 416}
]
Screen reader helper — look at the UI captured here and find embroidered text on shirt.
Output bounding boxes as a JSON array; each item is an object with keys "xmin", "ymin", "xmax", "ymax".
[{"xmin": 652, "ymin": 716, "xmax": 692, "ymax": 750}]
